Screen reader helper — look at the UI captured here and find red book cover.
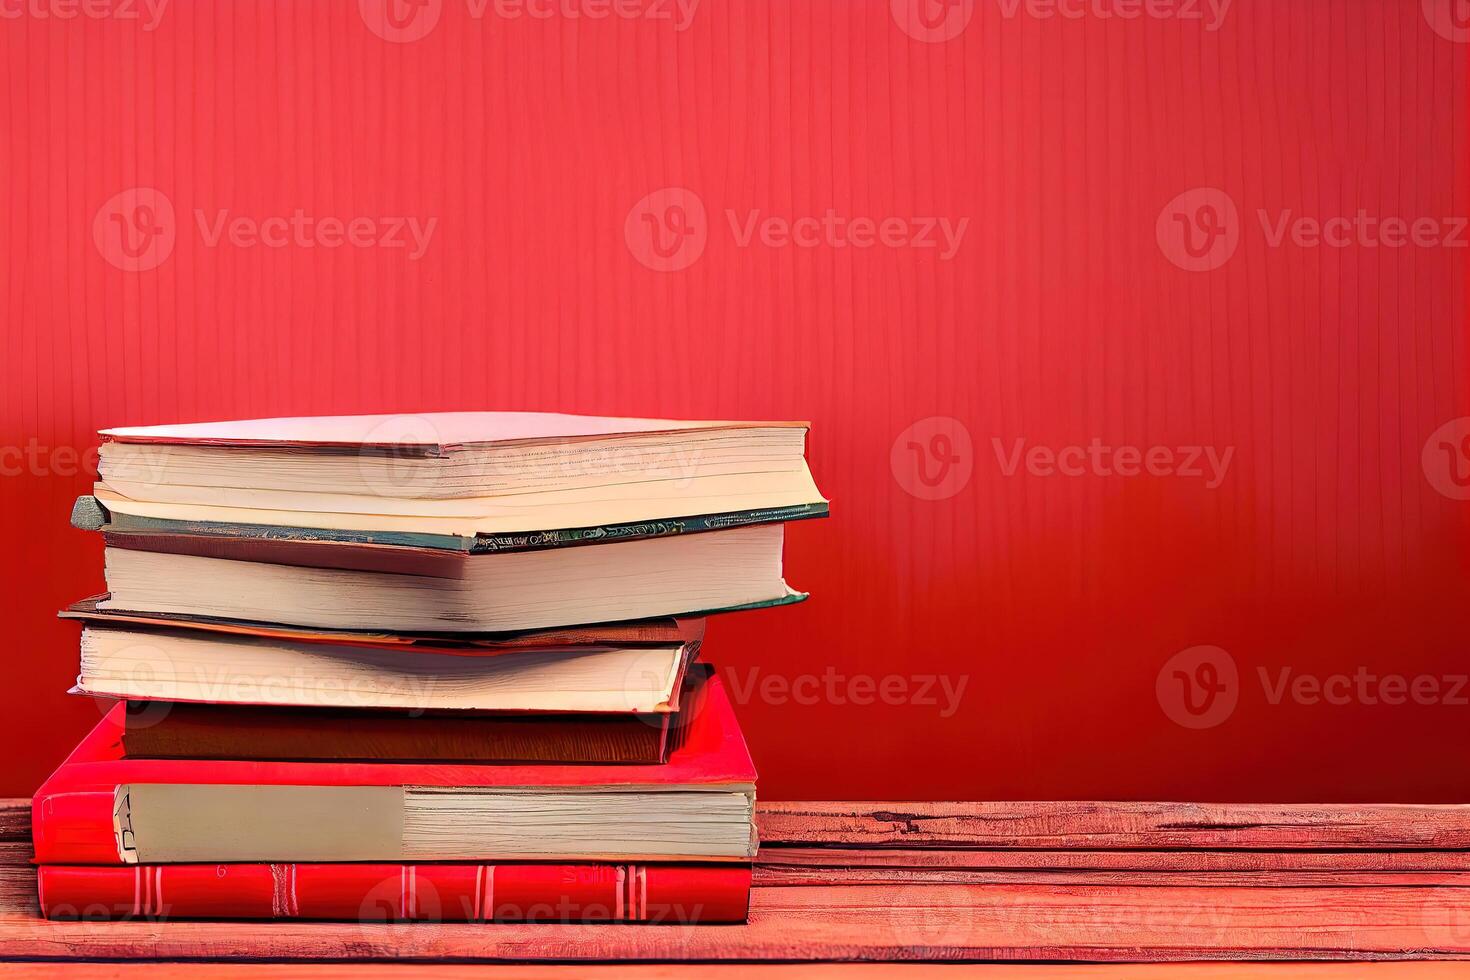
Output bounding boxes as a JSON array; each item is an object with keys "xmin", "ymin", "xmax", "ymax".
[
  {"xmin": 39, "ymin": 862, "xmax": 751, "ymax": 923},
  {"xmin": 33, "ymin": 674, "xmax": 754, "ymax": 865}
]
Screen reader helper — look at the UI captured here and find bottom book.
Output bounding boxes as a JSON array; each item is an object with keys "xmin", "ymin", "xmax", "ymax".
[{"xmin": 38, "ymin": 863, "xmax": 751, "ymax": 924}]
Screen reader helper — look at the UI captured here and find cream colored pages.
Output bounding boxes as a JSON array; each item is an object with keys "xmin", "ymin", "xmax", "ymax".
[
  {"xmin": 100, "ymin": 412, "xmax": 802, "ymax": 449},
  {"xmin": 117, "ymin": 784, "xmax": 405, "ymax": 863},
  {"xmin": 79, "ymin": 627, "xmax": 688, "ymax": 712},
  {"xmin": 115, "ymin": 785, "xmax": 756, "ymax": 863},
  {"xmin": 94, "ymin": 469, "xmax": 824, "ymax": 536},
  {"xmin": 99, "ymin": 524, "xmax": 789, "ymax": 632}
]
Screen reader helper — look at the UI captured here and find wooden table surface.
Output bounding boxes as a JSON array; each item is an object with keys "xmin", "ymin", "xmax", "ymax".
[{"xmin": 3, "ymin": 799, "xmax": 1470, "ymax": 965}]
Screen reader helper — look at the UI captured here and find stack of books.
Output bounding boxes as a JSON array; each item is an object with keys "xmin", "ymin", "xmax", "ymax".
[{"xmin": 32, "ymin": 412, "xmax": 827, "ymax": 924}]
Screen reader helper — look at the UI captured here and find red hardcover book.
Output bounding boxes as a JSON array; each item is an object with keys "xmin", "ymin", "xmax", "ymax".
[
  {"xmin": 33, "ymin": 674, "xmax": 755, "ymax": 866},
  {"xmin": 38, "ymin": 862, "xmax": 751, "ymax": 923}
]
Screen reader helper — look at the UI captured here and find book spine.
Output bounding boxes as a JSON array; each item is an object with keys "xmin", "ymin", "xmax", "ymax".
[
  {"xmin": 32, "ymin": 790, "xmax": 120, "ymax": 865},
  {"xmin": 38, "ymin": 863, "xmax": 751, "ymax": 923},
  {"xmin": 81, "ymin": 494, "xmax": 829, "ymax": 556},
  {"xmin": 470, "ymin": 503, "xmax": 830, "ymax": 553}
]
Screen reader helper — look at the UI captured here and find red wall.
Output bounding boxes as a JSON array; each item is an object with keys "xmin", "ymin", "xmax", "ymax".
[{"xmin": 2, "ymin": 0, "xmax": 1467, "ymax": 801}]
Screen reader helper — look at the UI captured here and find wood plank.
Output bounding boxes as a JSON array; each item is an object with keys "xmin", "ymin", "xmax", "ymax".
[
  {"xmin": 0, "ymin": 884, "xmax": 1467, "ymax": 961},
  {"xmin": 2, "ymin": 967, "xmax": 1470, "ymax": 978},
  {"xmin": 754, "ymin": 803, "xmax": 1470, "ymax": 851},
  {"xmin": 14, "ymin": 799, "xmax": 1470, "ymax": 853},
  {"xmin": 4, "ymin": 800, "xmax": 1470, "ymax": 961},
  {"xmin": 0, "ymin": 803, "xmax": 27, "ymax": 845},
  {"xmin": 757, "ymin": 849, "xmax": 1470, "ymax": 873},
  {"xmin": 755, "ymin": 868, "xmax": 1470, "ymax": 888}
]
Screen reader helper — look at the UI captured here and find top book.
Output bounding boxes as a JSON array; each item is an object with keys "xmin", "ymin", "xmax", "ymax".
[{"xmin": 90, "ymin": 412, "xmax": 828, "ymax": 553}]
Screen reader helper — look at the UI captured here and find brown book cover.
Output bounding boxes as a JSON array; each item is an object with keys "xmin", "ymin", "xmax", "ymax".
[{"xmin": 118, "ymin": 692, "xmax": 703, "ymax": 765}]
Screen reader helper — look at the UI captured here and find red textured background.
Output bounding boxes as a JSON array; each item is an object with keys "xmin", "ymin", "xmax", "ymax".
[{"xmin": 1, "ymin": 0, "xmax": 1467, "ymax": 801}]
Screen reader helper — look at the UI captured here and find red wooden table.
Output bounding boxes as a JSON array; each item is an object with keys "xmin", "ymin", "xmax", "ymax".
[{"xmin": 2, "ymin": 800, "xmax": 1469, "ymax": 964}]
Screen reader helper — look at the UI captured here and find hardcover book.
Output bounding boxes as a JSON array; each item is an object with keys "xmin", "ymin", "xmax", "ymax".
[
  {"xmin": 74, "ymin": 624, "xmax": 702, "ymax": 714},
  {"xmin": 88, "ymin": 411, "xmax": 829, "ymax": 551},
  {"xmin": 39, "ymin": 862, "xmax": 751, "ymax": 923},
  {"xmin": 115, "ymin": 697, "xmax": 700, "ymax": 765},
  {"xmin": 94, "ymin": 523, "xmax": 804, "ymax": 633},
  {"xmin": 34, "ymin": 674, "xmax": 756, "ymax": 866}
]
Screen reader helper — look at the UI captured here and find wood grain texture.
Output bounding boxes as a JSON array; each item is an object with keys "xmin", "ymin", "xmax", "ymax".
[
  {"xmin": 1, "ymin": 883, "xmax": 1469, "ymax": 961},
  {"xmin": 754, "ymin": 802, "xmax": 1470, "ymax": 850},
  {"xmin": 756, "ymin": 848, "xmax": 1470, "ymax": 873},
  {"xmin": 3, "ymin": 800, "xmax": 1470, "ymax": 961},
  {"xmin": 5, "ymin": 969, "xmax": 1470, "ymax": 979}
]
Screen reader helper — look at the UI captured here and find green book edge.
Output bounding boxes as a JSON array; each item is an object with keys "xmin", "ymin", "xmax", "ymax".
[{"xmin": 74, "ymin": 496, "xmax": 829, "ymax": 554}]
